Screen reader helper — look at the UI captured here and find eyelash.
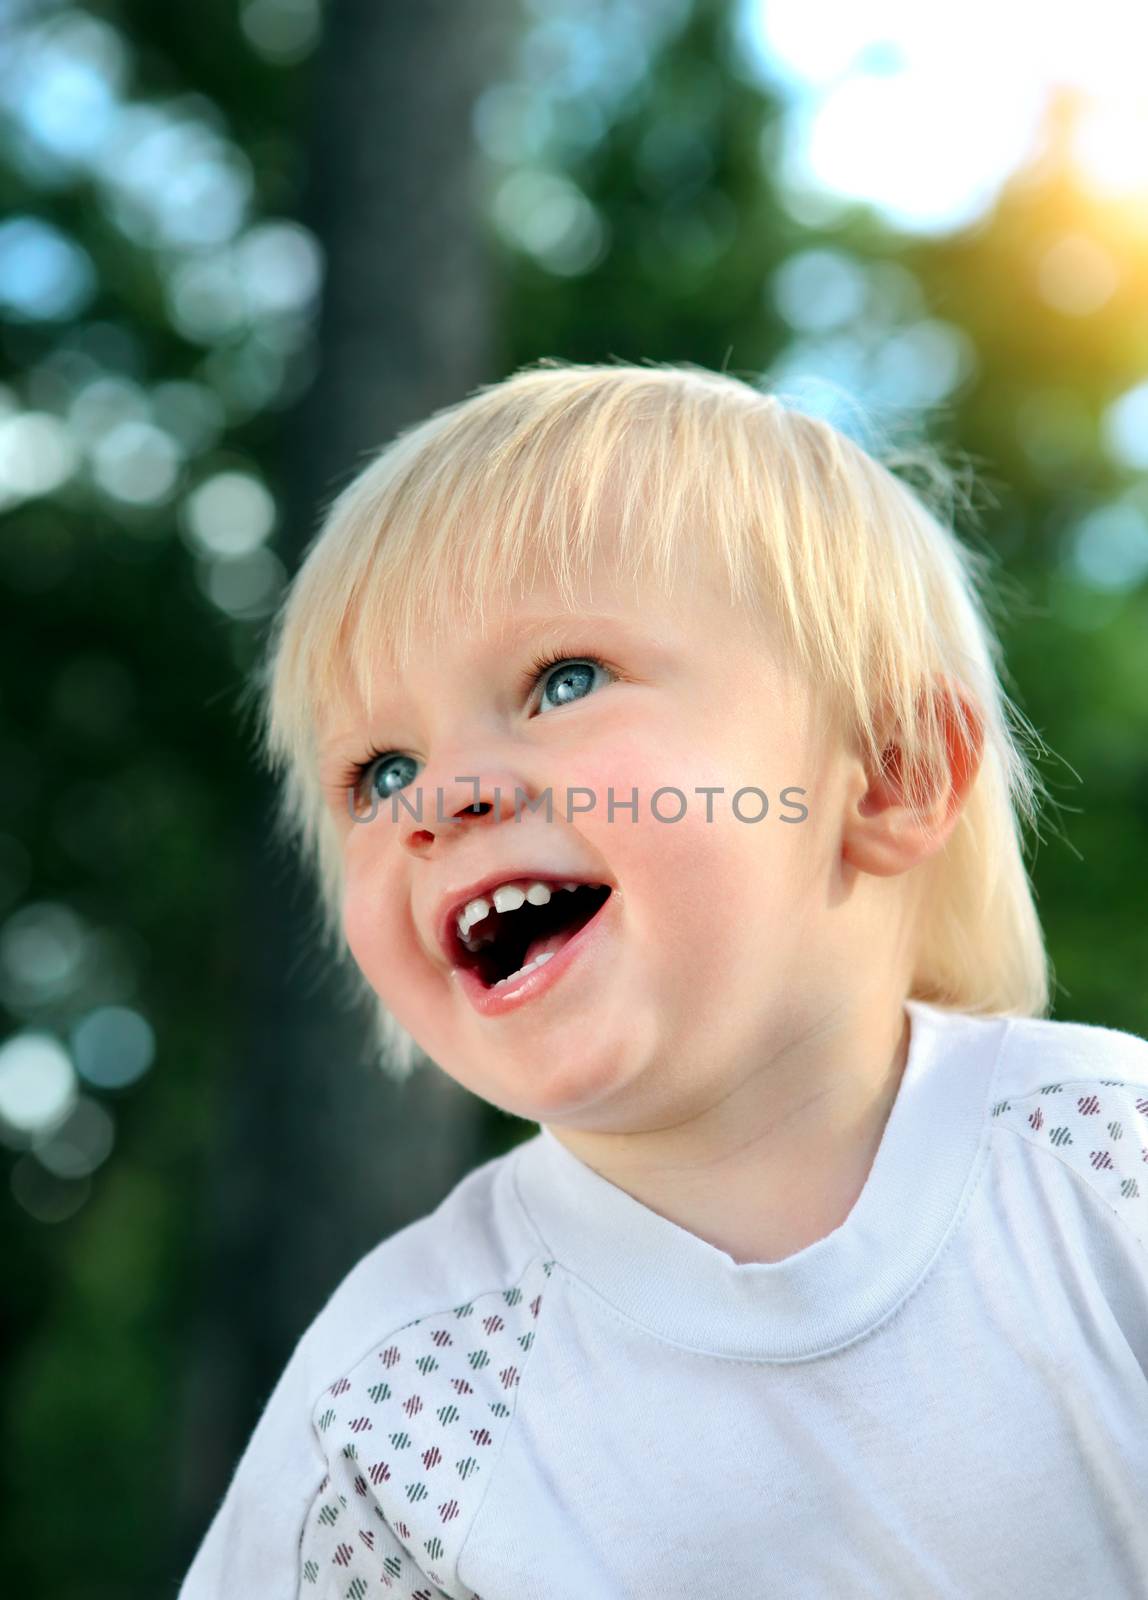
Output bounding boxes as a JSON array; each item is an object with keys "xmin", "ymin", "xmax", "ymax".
[
  {"xmin": 337, "ymin": 649, "xmax": 614, "ymax": 793},
  {"xmin": 513, "ymin": 647, "xmax": 612, "ymax": 702}
]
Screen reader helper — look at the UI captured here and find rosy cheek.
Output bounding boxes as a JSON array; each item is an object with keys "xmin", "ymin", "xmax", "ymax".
[
  {"xmin": 342, "ymin": 868, "xmax": 404, "ymax": 978},
  {"xmin": 344, "ymin": 864, "xmax": 443, "ymax": 1020},
  {"xmin": 565, "ymin": 734, "xmax": 661, "ymax": 811}
]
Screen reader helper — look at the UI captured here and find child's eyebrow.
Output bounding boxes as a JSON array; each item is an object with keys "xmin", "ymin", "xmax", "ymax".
[
  {"xmin": 489, "ymin": 609, "xmax": 652, "ymax": 650},
  {"xmin": 316, "ymin": 610, "xmax": 669, "ymax": 771}
]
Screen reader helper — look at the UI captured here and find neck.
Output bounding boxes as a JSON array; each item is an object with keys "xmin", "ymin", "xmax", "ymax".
[{"xmin": 542, "ymin": 994, "xmax": 913, "ymax": 1265}]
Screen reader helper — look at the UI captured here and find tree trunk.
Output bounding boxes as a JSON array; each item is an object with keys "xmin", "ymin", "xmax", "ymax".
[{"xmin": 174, "ymin": 0, "xmax": 515, "ymax": 1558}]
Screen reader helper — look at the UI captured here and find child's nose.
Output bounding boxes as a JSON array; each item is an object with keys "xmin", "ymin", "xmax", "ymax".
[{"xmin": 398, "ymin": 766, "xmax": 537, "ymax": 854}]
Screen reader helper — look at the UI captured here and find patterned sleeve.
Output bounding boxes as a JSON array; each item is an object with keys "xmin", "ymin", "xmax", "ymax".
[
  {"xmin": 297, "ymin": 1257, "xmax": 555, "ymax": 1600},
  {"xmin": 991, "ymin": 1076, "xmax": 1148, "ymax": 1249}
]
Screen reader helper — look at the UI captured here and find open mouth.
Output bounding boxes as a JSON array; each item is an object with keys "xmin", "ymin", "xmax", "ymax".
[{"xmin": 455, "ymin": 883, "xmax": 613, "ymax": 990}]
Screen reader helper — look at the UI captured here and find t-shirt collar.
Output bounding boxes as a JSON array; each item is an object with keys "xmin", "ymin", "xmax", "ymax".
[{"xmin": 512, "ymin": 999, "xmax": 1010, "ymax": 1361}]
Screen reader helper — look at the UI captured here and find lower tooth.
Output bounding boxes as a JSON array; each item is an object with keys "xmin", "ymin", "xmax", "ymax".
[{"xmin": 491, "ymin": 950, "xmax": 555, "ymax": 988}]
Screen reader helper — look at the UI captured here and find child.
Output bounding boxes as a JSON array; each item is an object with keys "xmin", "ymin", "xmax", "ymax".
[{"xmin": 179, "ymin": 360, "xmax": 1148, "ymax": 1598}]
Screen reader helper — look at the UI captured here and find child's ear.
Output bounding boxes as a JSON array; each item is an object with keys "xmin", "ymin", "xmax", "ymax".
[{"xmin": 842, "ymin": 679, "xmax": 985, "ymax": 879}]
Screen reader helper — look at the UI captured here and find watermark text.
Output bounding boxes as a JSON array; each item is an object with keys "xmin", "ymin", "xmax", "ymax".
[{"xmin": 347, "ymin": 779, "xmax": 810, "ymax": 826}]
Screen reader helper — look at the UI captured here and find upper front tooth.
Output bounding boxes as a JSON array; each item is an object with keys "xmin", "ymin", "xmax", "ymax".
[
  {"xmin": 461, "ymin": 896, "xmax": 490, "ymax": 934},
  {"xmin": 456, "ymin": 879, "xmax": 563, "ymax": 938}
]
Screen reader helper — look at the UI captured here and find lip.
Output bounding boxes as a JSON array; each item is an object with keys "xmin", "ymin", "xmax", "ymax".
[
  {"xmin": 450, "ymin": 883, "xmax": 617, "ymax": 1017},
  {"xmin": 433, "ymin": 867, "xmax": 612, "ymax": 968}
]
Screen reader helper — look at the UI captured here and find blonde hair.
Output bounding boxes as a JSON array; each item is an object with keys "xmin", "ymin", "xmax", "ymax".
[{"xmin": 245, "ymin": 358, "xmax": 1055, "ymax": 1081}]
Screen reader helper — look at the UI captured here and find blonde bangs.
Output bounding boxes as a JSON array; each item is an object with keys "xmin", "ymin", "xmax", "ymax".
[{"xmin": 331, "ymin": 363, "xmax": 775, "ymax": 718}]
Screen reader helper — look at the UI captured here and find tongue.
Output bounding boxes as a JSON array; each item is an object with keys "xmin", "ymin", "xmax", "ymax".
[{"xmin": 524, "ymin": 924, "xmax": 581, "ymax": 967}]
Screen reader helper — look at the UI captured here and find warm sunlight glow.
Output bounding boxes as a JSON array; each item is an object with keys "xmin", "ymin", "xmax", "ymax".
[
  {"xmin": 743, "ymin": 0, "xmax": 1148, "ymax": 231},
  {"xmin": 1074, "ymin": 96, "xmax": 1148, "ymax": 198}
]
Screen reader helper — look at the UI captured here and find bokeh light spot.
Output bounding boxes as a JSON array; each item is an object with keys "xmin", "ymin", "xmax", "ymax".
[
  {"xmin": 166, "ymin": 253, "xmax": 247, "ymax": 344},
  {"xmin": 868, "ymin": 318, "xmax": 975, "ymax": 407},
  {"xmin": 0, "ymin": 413, "xmax": 78, "ymax": 500},
  {"xmin": 68, "ymin": 375, "xmax": 150, "ymax": 444},
  {"xmin": 1102, "ymin": 381, "xmax": 1148, "ymax": 472},
  {"xmin": 8, "ymin": 11, "xmax": 128, "ymax": 166},
  {"xmin": 473, "ymin": 84, "xmax": 554, "ymax": 164},
  {"xmin": 240, "ymin": 0, "xmax": 322, "ymax": 65},
  {"xmin": 150, "ymin": 381, "xmax": 226, "ymax": 455},
  {"xmin": 1037, "ymin": 234, "xmax": 1118, "ymax": 316},
  {"xmin": 71, "ymin": 1005, "xmax": 155, "ymax": 1091},
  {"xmin": 197, "ymin": 548, "xmax": 287, "ymax": 618},
  {"xmin": 34, "ymin": 1092, "xmax": 116, "ymax": 1179},
  {"xmin": 1069, "ymin": 502, "xmax": 1148, "ymax": 591},
  {"xmin": 0, "ymin": 902, "xmax": 88, "ymax": 1007},
  {"xmin": 10, "ymin": 1153, "xmax": 90, "ymax": 1223},
  {"xmin": 772, "ymin": 248, "xmax": 867, "ymax": 332},
  {"xmin": 91, "ymin": 420, "xmax": 182, "ymax": 504},
  {"xmin": 235, "ymin": 222, "xmax": 324, "ymax": 316},
  {"xmin": 493, "ymin": 169, "xmax": 608, "ymax": 275},
  {"xmin": 182, "ymin": 470, "xmax": 276, "ymax": 557},
  {"xmin": 0, "ymin": 217, "xmax": 97, "ymax": 320},
  {"xmin": 0, "ymin": 1032, "xmax": 77, "ymax": 1138},
  {"xmin": 97, "ymin": 107, "xmax": 254, "ymax": 251}
]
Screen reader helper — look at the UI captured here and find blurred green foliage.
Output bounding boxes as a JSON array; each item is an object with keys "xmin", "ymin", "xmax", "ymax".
[{"xmin": 0, "ymin": 0, "xmax": 1144, "ymax": 1592}]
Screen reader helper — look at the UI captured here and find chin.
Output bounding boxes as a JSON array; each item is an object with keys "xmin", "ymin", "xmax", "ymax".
[{"xmin": 418, "ymin": 1028, "xmax": 624, "ymax": 1123}]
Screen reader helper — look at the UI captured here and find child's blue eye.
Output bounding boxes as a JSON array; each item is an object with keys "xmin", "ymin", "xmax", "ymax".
[
  {"xmin": 531, "ymin": 654, "xmax": 613, "ymax": 714},
  {"xmin": 347, "ymin": 750, "xmax": 420, "ymax": 804},
  {"xmin": 373, "ymin": 753, "xmax": 420, "ymax": 794}
]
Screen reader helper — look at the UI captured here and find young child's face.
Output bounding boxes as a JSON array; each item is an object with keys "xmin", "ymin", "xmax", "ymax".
[{"xmin": 320, "ymin": 544, "xmax": 872, "ymax": 1133}]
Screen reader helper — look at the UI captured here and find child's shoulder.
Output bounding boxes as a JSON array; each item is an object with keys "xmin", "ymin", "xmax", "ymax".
[
  {"xmin": 990, "ymin": 1008, "xmax": 1148, "ymax": 1100},
  {"xmin": 288, "ymin": 1137, "xmax": 557, "ymax": 1592},
  {"xmin": 987, "ymin": 1010, "xmax": 1148, "ymax": 1246}
]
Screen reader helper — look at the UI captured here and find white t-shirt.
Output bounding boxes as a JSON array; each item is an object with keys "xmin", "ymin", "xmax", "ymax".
[{"xmin": 178, "ymin": 998, "xmax": 1148, "ymax": 1599}]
